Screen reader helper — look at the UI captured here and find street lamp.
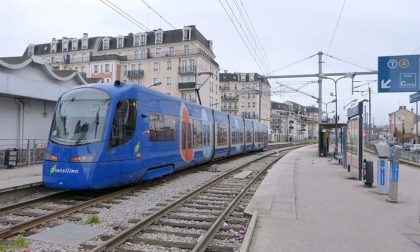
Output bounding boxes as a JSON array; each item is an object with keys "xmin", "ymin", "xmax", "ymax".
[
  {"xmin": 321, "ymin": 73, "xmax": 355, "ymax": 159},
  {"xmin": 322, "ymin": 99, "xmax": 337, "ymax": 121}
]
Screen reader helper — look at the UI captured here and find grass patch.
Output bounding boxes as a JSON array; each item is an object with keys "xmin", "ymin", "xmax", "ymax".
[
  {"xmin": 85, "ymin": 214, "xmax": 100, "ymax": 224},
  {"xmin": 0, "ymin": 235, "xmax": 29, "ymax": 251}
]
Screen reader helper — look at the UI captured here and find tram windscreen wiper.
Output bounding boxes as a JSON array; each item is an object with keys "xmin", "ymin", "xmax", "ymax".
[{"xmin": 74, "ymin": 121, "xmax": 96, "ymax": 146}]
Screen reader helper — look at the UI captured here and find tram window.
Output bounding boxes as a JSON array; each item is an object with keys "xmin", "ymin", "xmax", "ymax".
[
  {"xmin": 192, "ymin": 119, "xmax": 203, "ymax": 148},
  {"xmin": 217, "ymin": 123, "xmax": 227, "ymax": 146},
  {"xmin": 149, "ymin": 113, "xmax": 176, "ymax": 141},
  {"xmin": 231, "ymin": 126, "xmax": 237, "ymax": 145},
  {"xmin": 110, "ymin": 99, "xmax": 137, "ymax": 147},
  {"xmin": 246, "ymin": 130, "xmax": 252, "ymax": 143}
]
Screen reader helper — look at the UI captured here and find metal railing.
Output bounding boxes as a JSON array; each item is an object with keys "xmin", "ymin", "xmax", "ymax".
[{"xmin": 0, "ymin": 139, "xmax": 48, "ymax": 167}]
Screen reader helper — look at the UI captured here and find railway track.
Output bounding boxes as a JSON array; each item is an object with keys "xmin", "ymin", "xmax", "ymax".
[
  {"xmin": 90, "ymin": 148, "xmax": 292, "ymax": 251},
  {"xmin": 0, "ymin": 144, "xmax": 303, "ymax": 250}
]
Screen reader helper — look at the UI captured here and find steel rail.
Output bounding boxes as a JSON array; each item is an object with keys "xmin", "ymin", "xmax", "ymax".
[{"xmin": 92, "ymin": 146, "xmax": 298, "ymax": 251}]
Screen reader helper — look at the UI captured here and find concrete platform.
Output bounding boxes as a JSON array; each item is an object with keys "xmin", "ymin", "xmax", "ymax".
[
  {"xmin": 245, "ymin": 144, "xmax": 420, "ymax": 251},
  {"xmin": 0, "ymin": 164, "xmax": 42, "ymax": 193}
]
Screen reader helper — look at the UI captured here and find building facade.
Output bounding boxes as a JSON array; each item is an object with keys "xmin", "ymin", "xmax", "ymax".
[
  {"xmin": 270, "ymin": 101, "xmax": 319, "ymax": 142},
  {"xmin": 219, "ymin": 72, "xmax": 271, "ymax": 128},
  {"xmin": 388, "ymin": 105, "xmax": 417, "ymax": 144},
  {"xmin": 24, "ymin": 26, "xmax": 220, "ymax": 109}
]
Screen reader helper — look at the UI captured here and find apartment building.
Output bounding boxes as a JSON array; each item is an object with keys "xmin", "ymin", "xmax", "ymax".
[
  {"xmin": 219, "ymin": 72, "xmax": 271, "ymax": 128},
  {"xmin": 24, "ymin": 26, "xmax": 220, "ymax": 108},
  {"xmin": 271, "ymin": 101, "xmax": 319, "ymax": 142}
]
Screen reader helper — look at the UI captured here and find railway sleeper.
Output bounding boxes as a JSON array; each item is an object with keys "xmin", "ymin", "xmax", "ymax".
[
  {"xmin": 12, "ymin": 211, "xmax": 44, "ymax": 218},
  {"xmin": 182, "ymin": 203, "xmax": 226, "ymax": 210},
  {"xmin": 166, "ymin": 214, "xmax": 217, "ymax": 222},
  {"xmin": 142, "ymin": 228, "xmax": 238, "ymax": 240},
  {"xmin": 126, "ymin": 237, "xmax": 235, "ymax": 252},
  {"xmin": 186, "ymin": 199, "xmax": 228, "ymax": 206}
]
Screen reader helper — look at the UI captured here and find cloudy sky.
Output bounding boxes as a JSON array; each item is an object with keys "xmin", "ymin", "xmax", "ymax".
[{"xmin": 2, "ymin": 0, "xmax": 420, "ymax": 125}]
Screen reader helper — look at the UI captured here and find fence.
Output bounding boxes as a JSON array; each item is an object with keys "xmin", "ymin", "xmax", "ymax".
[{"xmin": 0, "ymin": 139, "xmax": 48, "ymax": 167}]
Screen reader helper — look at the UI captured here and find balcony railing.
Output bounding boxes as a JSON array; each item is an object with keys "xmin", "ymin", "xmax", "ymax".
[
  {"xmin": 127, "ymin": 70, "xmax": 144, "ymax": 78},
  {"xmin": 91, "ymin": 54, "xmax": 127, "ymax": 62},
  {"xmin": 178, "ymin": 82, "xmax": 196, "ymax": 90},
  {"xmin": 178, "ymin": 65, "xmax": 197, "ymax": 74},
  {"xmin": 222, "ymin": 95, "xmax": 238, "ymax": 101}
]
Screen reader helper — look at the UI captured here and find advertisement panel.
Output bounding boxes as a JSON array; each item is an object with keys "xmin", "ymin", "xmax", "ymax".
[{"xmin": 346, "ymin": 117, "xmax": 359, "ymax": 171}]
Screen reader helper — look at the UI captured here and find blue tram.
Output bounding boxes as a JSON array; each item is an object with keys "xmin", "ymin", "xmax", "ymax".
[{"xmin": 43, "ymin": 82, "xmax": 268, "ymax": 189}]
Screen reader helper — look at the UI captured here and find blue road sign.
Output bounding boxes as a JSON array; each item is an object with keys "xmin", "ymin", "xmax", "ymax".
[
  {"xmin": 409, "ymin": 92, "xmax": 420, "ymax": 103},
  {"xmin": 378, "ymin": 54, "xmax": 420, "ymax": 93}
]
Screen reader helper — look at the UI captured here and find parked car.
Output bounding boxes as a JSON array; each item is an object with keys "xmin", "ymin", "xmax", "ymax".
[
  {"xmin": 411, "ymin": 144, "xmax": 420, "ymax": 152},
  {"xmin": 403, "ymin": 143, "xmax": 414, "ymax": 151}
]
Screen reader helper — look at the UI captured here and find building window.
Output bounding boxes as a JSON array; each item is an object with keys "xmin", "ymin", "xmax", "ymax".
[
  {"xmin": 140, "ymin": 49, "xmax": 146, "ymax": 59},
  {"xmin": 167, "ymin": 61, "xmax": 172, "ymax": 70},
  {"xmin": 166, "ymin": 77, "xmax": 172, "ymax": 86},
  {"xmin": 81, "ymin": 40, "xmax": 88, "ymax": 50},
  {"xmin": 117, "ymin": 36, "xmax": 124, "ymax": 48},
  {"xmin": 155, "ymin": 30, "xmax": 163, "ymax": 44},
  {"xmin": 51, "ymin": 43, "xmax": 57, "ymax": 53},
  {"xmin": 134, "ymin": 35, "xmax": 139, "ymax": 46},
  {"xmin": 134, "ymin": 50, "xmax": 140, "ymax": 60},
  {"xmin": 240, "ymin": 73, "xmax": 246, "ymax": 82},
  {"xmin": 183, "ymin": 27, "xmax": 191, "ymax": 41},
  {"xmin": 62, "ymin": 40, "xmax": 69, "ymax": 52},
  {"xmin": 102, "ymin": 38, "xmax": 109, "ymax": 50},
  {"xmin": 249, "ymin": 74, "xmax": 254, "ymax": 82},
  {"xmin": 156, "ymin": 47, "xmax": 161, "ymax": 57},
  {"xmin": 153, "ymin": 77, "xmax": 159, "ymax": 84},
  {"xmin": 153, "ymin": 62, "xmax": 159, "ymax": 71},
  {"xmin": 123, "ymin": 65, "xmax": 128, "ymax": 76},
  {"xmin": 105, "ymin": 64, "xmax": 111, "ymax": 73},
  {"xmin": 138, "ymin": 64, "xmax": 143, "ymax": 70},
  {"xmin": 27, "ymin": 44, "xmax": 34, "ymax": 56},
  {"xmin": 71, "ymin": 39, "xmax": 78, "ymax": 51},
  {"xmin": 140, "ymin": 34, "xmax": 147, "ymax": 46},
  {"xmin": 168, "ymin": 47, "xmax": 175, "ymax": 57},
  {"xmin": 184, "ymin": 45, "xmax": 190, "ymax": 55},
  {"xmin": 94, "ymin": 65, "xmax": 99, "ymax": 73}
]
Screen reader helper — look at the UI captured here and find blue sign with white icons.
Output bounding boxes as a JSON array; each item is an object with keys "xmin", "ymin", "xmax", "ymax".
[
  {"xmin": 378, "ymin": 54, "xmax": 420, "ymax": 93},
  {"xmin": 379, "ymin": 160, "xmax": 386, "ymax": 185},
  {"xmin": 409, "ymin": 92, "xmax": 420, "ymax": 103},
  {"xmin": 391, "ymin": 162, "xmax": 399, "ymax": 182}
]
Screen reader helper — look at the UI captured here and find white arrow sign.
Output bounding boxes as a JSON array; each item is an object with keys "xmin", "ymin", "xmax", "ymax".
[{"xmin": 381, "ymin": 79, "xmax": 391, "ymax": 89}]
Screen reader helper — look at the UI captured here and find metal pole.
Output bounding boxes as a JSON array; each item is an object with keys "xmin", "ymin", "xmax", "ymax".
[
  {"xmin": 318, "ymin": 51, "xmax": 323, "ymax": 150},
  {"xmin": 417, "ymin": 101, "xmax": 419, "ymax": 144},
  {"xmin": 368, "ymin": 87, "xmax": 372, "ymax": 142},
  {"xmin": 334, "ymin": 80, "xmax": 338, "ymax": 158},
  {"xmin": 259, "ymin": 79, "xmax": 262, "ymax": 122}
]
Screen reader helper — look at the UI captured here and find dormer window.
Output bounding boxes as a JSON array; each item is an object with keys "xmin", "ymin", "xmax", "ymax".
[
  {"xmin": 249, "ymin": 74, "xmax": 254, "ymax": 82},
  {"xmin": 240, "ymin": 73, "xmax": 246, "ymax": 82},
  {"xmin": 117, "ymin": 35, "xmax": 124, "ymax": 48},
  {"xmin": 134, "ymin": 34, "xmax": 140, "ymax": 46},
  {"xmin": 27, "ymin": 44, "xmax": 34, "ymax": 56},
  {"xmin": 81, "ymin": 33, "xmax": 88, "ymax": 50},
  {"xmin": 140, "ymin": 34, "xmax": 147, "ymax": 46},
  {"xmin": 208, "ymin": 40, "xmax": 213, "ymax": 51},
  {"xmin": 102, "ymin": 38, "xmax": 110, "ymax": 50},
  {"xmin": 183, "ymin": 26, "xmax": 192, "ymax": 41},
  {"xmin": 154, "ymin": 30, "xmax": 163, "ymax": 44},
  {"xmin": 62, "ymin": 39, "xmax": 69, "ymax": 52},
  {"xmin": 71, "ymin": 38, "xmax": 78, "ymax": 51},
  {"xmin": 51, "ymin": 38, "xmax": 57, "ymax": 53}
]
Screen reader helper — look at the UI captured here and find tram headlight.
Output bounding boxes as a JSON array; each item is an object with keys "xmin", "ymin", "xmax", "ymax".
[
  {"xmin": 44, "ymin": 151, "xmax": 58, "ymax": 161},
  {"xmin": 69, "ymin": 153, "xmax": 96, "ymax": 163}
]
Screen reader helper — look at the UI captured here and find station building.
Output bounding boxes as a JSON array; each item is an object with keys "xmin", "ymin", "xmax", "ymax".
[
  {"xmin": 23, "ymin": 26, "xmax": 220, "ymax": 109},
  {"xmin": 0, "ymin": 56, "xmax": 97, "ymax": 165}
]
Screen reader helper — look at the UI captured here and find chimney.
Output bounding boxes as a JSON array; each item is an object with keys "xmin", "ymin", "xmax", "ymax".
[{"xmin": 224, "ymin": 70, "xmax": 227, "ymax": 73}]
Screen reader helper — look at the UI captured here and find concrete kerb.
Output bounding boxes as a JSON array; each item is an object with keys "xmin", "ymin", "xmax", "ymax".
[{"xmin": 240, "ymin": 211, "xmax": 258, "ymax": 252}]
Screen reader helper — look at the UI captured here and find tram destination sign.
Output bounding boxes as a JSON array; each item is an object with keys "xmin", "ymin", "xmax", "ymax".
[{"xmin": 378, "ymin": 54, "xmax": 420, "ymax": 93}]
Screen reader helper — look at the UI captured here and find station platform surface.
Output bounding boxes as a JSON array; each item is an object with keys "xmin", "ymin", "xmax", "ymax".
[
  {"xmin": 0, "ymin": 164, "xmax": 42, "ymax": 193},
  {"xmin": 245, "ymin": 144, "xmax": 420, "ymax": 251}
]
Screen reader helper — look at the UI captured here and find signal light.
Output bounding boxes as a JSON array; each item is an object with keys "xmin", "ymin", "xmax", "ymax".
[
  {"xmin": 45, "ymin": 152, "xmax": 58, "ymax": 161},
  {"xmin": 69, "ymin": 154, "xmax": 96, "ymax": 162}
]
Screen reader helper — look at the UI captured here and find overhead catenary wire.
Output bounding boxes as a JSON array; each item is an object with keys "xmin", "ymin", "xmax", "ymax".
[
  {"xmin": 222, "ymin": 0, "xmax": 270, "ymax": 74},
  {"xmin": 267, "ymin": 53, "xmax": 317, "ymax": 75},
  {"xmin": 324, "ymin": 53, "xmax": 376, "ymax": 72},
  {"xmin": 218, "ymin": 0, "xmax": 266, "ymax": 74},
  {"xmin": 324, "ymin": 0, "xmax": 346, "ymax": 65},
  {"xmin": 140, "ymin": 0, "xmax": 176, "ymax": 30},
  {"xmin": 99, "ymin": 0, "xmax": 150, "ymax": 32}
]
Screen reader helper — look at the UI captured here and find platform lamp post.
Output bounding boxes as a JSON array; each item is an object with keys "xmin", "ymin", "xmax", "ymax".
[
  {"xmin": 322, "ymin": 99, "xmax": 337, "ymax": 122},
  {"xmin": 320, "ymin": 73, "xmax": 355, "ymax": 159}
]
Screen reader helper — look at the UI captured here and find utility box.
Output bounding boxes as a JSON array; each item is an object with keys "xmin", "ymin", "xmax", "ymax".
[
  {"xmin": 373, "ymin": 143, "xmax": 390, "ymax": 194},
  {"xmin": 4, "ymin": 148, "xmax": 18, "ymax": 168},
  {"xmin": 388, "ymin": 145, "xmax": 402, "ymax": 202}
]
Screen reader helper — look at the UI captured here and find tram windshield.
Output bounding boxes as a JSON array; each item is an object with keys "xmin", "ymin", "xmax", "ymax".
[{"xmin": 50, "ymin": 88, "xmax": 110, "ymax": 146}]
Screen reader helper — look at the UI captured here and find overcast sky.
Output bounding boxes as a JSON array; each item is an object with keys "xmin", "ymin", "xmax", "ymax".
[{"xmin": 2, "ymin": 0, "xmax": 420, "ymax": 126}]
